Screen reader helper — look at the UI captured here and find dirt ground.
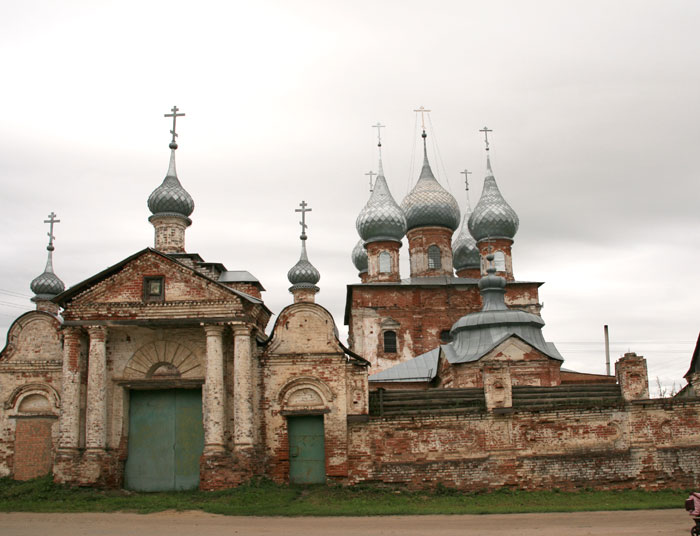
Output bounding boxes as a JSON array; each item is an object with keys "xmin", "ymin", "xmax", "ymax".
[{"xmin": 0, "ymin": 510, "xmax": 694, "ymax": 536}]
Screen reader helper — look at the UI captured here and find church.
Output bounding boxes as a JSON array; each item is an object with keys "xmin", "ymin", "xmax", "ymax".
[{"xmin": 1, "ymin": 107, "xmax": 699, "ymax": 491}]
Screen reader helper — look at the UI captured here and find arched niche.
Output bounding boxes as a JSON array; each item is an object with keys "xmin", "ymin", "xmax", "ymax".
[
  {"xmin": 123, "ymin": 340, "xmax": 203, "ymax": 380},
  {"xmin": 4, "ymin": 383, "xmax": 60, "ymax": 417},
  {"xmin": 277, "ymin": 377, "xmax": 334, "ymax": 412}
]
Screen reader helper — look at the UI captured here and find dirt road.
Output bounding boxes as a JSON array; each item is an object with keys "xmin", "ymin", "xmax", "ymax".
[{"xmin": 0, "ymin": 509, "xmax": 692, "ymax": 535}]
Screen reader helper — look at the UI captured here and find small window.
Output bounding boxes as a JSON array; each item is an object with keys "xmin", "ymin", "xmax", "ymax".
[
  {"xmin": 143, "ymin": 276, "xmax": 165, "ymax": 302},
  {"xmin": 494, "ymin": 251, "xmax": 506, "ymax": 271},
  {"xmin": 383, "ymin": 330, "xmax": 397, "ymax": 353},
  {"xmin": 428, "ymin": 245, "xmax": 441, "ymax": 270},
  {"xmin": 440, "ymin": 330, "xmax": 453, "ymax": 343},
  {"xmin": 379, "ymin": 251, "xmax": 391, "ymax": 273}
]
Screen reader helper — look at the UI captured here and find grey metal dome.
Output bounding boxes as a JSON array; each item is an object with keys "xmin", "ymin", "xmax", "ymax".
[
  {"xmin": 356, "ymin": 174, "xmax": 406, "ymax": 244},
  {"xmin": 148, "ymin": 150, "xmax": 194, "ymax": 218},
  {"xmin": 351, "ymin": 239, "xmax": 368, "ymax": 273},
  {"xmin": 30, "ymin": 246, "xmax": 64, "ymax": 299},
  {"xmin": 288, "ymin": 240, "xmax": 320, "ymax": 289},
  {"xmin": 401, "ymin": 135, "xmax": 460, "ymax": 232},
  {"xmin": 452, "ymin": 210, "xmax": 480, "ymax": 272},
  {"xmin": 468, "ymin": 157, "xmax": 519, "ymax": 241}
]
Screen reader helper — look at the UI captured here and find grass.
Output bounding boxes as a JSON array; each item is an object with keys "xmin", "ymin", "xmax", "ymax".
[{"xmin": 0, "ymin": 476, "xmax": 690, "ymax": 516}]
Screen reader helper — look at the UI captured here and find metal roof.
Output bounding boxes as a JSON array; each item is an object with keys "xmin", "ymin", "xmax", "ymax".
[
  {"xmin": 218, "ymin": 270, "xmax": 261, "ymax": 284},
  {"xmin": 369, "ymin": 348, "xmax": 440, "ymax": 382},
  {"xmin": 356, "ymin": 174, "xmax": 406, "ymax": 244},
  {"xmin": 468, "ymin": 157, "xmax": 519, "ymax": 241}
]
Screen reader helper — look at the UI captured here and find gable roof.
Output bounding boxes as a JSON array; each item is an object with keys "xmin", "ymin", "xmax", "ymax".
[
  {"xmin": 685, "ymin": 331, "xmax": 700, "ymax": 378},
  {"xmin": 53, "ymin": 248, "xmax": 270, "ymax": 313}
]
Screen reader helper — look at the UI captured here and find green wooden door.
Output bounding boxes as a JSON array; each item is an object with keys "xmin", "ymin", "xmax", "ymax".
[
  {"xmin": 288, "ymin": 416, "xmax": 325, "ymax": 484},
  {"xmin": 124, "ymin": 389, "xmax": 204, "ymax": 491}
]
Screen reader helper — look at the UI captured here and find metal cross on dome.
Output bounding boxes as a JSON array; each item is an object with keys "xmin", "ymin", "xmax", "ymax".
[
  {"xmin": 460, "ymin": 169, "xmax": 472, "ymax": 192},
  {"xmin": 372, "ymin": 122, "xmax": 385, "ymax": 147},
  {"xmin": 164, "ymin": 105, "xmax": 186, "ymax": 145},
  {"xmin": 295, "ymin": 200, "xmax": 312, "ymax": 238},
  {"xmin": 480, "ymin": 126, "xmax": 493, "ymax": 151},
  {"xmin": 44, "ymin": 212, "xmax": 60, "ymax": 248},
  {"xmin": 413, "ymin": 106, "xmax": 431, "ymax": 131},
  {"xmin": 365, "ymin": 170, "xmax": 377, "ymax": 192}
]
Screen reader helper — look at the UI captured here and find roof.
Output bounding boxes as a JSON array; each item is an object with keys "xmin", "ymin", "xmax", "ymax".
[
  {"xmin": 444, "ymin": 328, "xmax": 563, "ymax": 364},
  {"xmin": 53, "ymin": 248, "xmax": 270, "ymax": 313},
  {"xmin": 219, "ymin": 270, "xmax": 264, "ymax": 289},
  {"xmin": 685, "ymin": 331, "xmax": 700, "ymax": 378},
  {"xmin": 369, "ymin": 347, "xmax": 439, "ymax": 382}
]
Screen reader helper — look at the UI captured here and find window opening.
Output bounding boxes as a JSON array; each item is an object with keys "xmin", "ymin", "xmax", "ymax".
[
  {"xmin": 428, "ymin": 245, "xmax": 442, "ymax": 270},
  {"xmin": 144, "ymin": 276, "xmax": 165, "ymax": 302},
  {"xmin": 494, "ymin": 251, "xmax": 506, "ymax": 271},
  {"xmin": 383, "ymin": 330, "xmax": 397, "ymax": 353},
  {"xmin": 379, "ymin": 251, "xmax": 391, "ymax": 273}
]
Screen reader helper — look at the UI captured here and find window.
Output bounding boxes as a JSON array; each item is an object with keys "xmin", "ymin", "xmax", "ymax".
[
  {"xmin": 383, "ymin": 330, "xmax": 397, "ymax": 353},
  {"xmin": 143, "ymin": 276, "xmax": 165, "ymax": 302},
  {"xmin": 428, "ymin": 245, "xmax": 441, "ymax": 270},
  {"xmin": 494, "ymin": 251, "xmax": 506, "ymax": 271},
  {"xmin": 379, "ymin": 251, "xmax": 391, "ymax": 273}
]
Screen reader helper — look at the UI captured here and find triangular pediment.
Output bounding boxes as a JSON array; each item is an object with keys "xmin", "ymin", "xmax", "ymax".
[{"xmin": 59, "ymin": 249, "xmax": 245, "ymax": 308}]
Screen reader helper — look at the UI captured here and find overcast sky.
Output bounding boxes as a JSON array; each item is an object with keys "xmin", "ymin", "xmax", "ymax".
[{"xmin": 1, "ymin": 0, "xmax": 698, "ymax": 394}]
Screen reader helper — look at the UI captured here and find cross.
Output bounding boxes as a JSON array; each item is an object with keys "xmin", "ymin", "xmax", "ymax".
[
  {"xmin": 295, "ymin": 200, "xmax": 312, "ymax": 237},
  {"xmin": 413, "ymin": 106, "xmax": 431, "ymax": 130},
  {"xmin": 164, "ymin": 105, "xmax": 185, "ymax": 144},
  {"xmin": 43, "ymin": 212, "xmax": 60, "ymax": 247},
  {"xmin": 480, "ymin": 126, "xmax": 493, "ymax": 151},
  {"xmin": 372, "ymin": 122, "xmax": 385, "ymax": 147},
  {"xmin": 365, "ymin": 170, "xmax": 377, "ymax": 192},
  {"xmin": 460, "ymin": 169, "xmax": 472, "ymax": 192}
]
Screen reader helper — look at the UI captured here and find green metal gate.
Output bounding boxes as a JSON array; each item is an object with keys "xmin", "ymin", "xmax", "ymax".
[
  {"xmin": 288, "ymin": 415, "xmax": 325, "ymax": 484},
  {"xmin": 124, "ymin": 389, "xmax": 204, "ymax": 491}
]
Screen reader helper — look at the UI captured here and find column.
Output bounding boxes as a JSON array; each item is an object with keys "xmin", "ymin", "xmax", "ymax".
[
  {"xmin": 232, "ymin": 324, "xmax": 254, "ymax": 451},
  {"xmin": 58, "ymin": 327, "xmax": 82, "ymax": 452},
  {"xmin": 203, "ymin": 324, "xmax": 226, "ymax": 453},
  {"xmin": 85, "ymin": 326, "xmax": 107, "ymax": 453}
]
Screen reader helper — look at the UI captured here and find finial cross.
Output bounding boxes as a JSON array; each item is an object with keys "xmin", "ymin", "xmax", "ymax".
[
  {"xmin": 413, "ymin": 106, "xmax": 431, "ymax": 130},
  {"xmin": 460, "ymin": 169, "xmax": 472, "ymax": 192},
  {"xmin": 480, "ymin": 126, "xmax": 493, "ymax": 151},
  {"xmin": 43, "ymin": 212, "xmax": 60, "ymax": 247},
  {"xmin": 372, "ymin": 122, "xmax": 385, "ymax": 147},
  {"xmin": 295, "ymin": 200, "xmax": 312, "ymax": 237},
  {"xmin": 164, "ymin": 105, "xmax": 186, "ymax": 144},
  {"xmin": 365, "ymin": 170, "xmax": 377, "ymax": 192}
]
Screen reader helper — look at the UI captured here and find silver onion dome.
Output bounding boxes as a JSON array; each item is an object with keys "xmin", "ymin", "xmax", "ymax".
[
  {"xmin": 356, "ymin": 174, "xmax": 406, "ymax": 244},
  {"xmin": 148, "ymin": 150, "xmax": 195, "ymax": 218},
  {"xmin": 31, "ymin": 245, "xmax": 64, "ymax": 299},
  {"xmin": 452, "ymin": 210, "xmax": 480, "ymax": 272},
  {"xmin": 401, "ymin": 133, "xmax": 460, "ymax": 232},
  {"xmin": 468, "ymin": 157, "xmax": 519, "ymax": 241},
  {"xmin": 288, "ymin": 240, "xmax": 320, "ymax": 289},
  {"xmin": 351, "ymin": 239, "xmax": 368, "ymax": 273}
]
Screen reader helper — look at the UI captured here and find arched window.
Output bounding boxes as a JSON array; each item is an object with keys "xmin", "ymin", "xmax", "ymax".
[
  {"xmin": 494, "ymin": 251, "xmax": 506, "ymax": 271},
  {"xmin": 383, "ymin": 330, "xmax": 397, "ymax": 353},
  {"xmin": 379, "ymin": 251, "xmax": 391, "ymax": 273},
  {"xmin": 428, "ymin": 245, "xmax": 441, "ymax": 270}
]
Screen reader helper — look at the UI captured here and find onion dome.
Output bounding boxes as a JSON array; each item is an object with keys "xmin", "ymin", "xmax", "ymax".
[
  {"xmin": 288, "ymin": 240, "xmax": 320, "ymax": 289},
  {"xmin": 351, "ymin": 239, "xmax": 368, "ymax": 273},
  {"xmin": 468, "ymin": 156, "xmax": 519, "ymax": 241},
  {"xmin": 452, "ymin": 210, "xmax": 480, "ymax": 272},
  {"xmin": 356, "ymin": 163, "xmax": 406, "ymax": 244},
  {"xmin": 148, "ymin": 149, "xmax": 194, "ymax": 218},
  {"xmin": 31, "ymin": 213, "xmax": 65, "ymax": 300},
  {"xmin": 401, "ymin": 131, "xmax": 460, "ymax": 232}
]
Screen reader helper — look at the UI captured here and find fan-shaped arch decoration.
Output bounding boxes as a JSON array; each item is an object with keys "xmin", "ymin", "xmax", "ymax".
[
  {"xmin": 123, "ymin": 340, "xmax": 203, "ymax": 379},
  {"xmin": 277, "ymin": 376, "xmax": 334, "ymax": 411}
]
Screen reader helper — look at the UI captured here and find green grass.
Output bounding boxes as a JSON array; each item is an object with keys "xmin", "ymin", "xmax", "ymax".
[{"xmin": 0, "ymin": 476, "xmax": 689, "ymax": 516}]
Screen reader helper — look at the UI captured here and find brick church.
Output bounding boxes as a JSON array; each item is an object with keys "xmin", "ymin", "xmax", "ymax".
[{"xmin": 1, "ymin": 109, "xmax": 699, "ymax": 491}]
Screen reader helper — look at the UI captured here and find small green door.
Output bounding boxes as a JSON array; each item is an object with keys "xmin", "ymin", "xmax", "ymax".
[
  {"xmin": 288, "ymin": 415, "xmax": 325, "ymax": 484},
  {"xmin": 125, "ymin": 389, "xmax": 204, "ymax": 491}
]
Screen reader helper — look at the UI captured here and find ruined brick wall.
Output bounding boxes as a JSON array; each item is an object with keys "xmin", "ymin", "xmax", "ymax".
[
  {"xmin": 0, "ymin": 311, "xmax": 63, "ymax": 478},
  {"xmin": 348, "ymin": 282, "xmax": 541, "ymax": 372},
  {"xmin": 347, "ymin": 399, "xmax": 700, "ymax": 490}
]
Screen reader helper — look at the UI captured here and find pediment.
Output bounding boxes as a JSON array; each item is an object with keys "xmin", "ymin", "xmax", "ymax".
[
  {"xmin": 0, "ymin": 311, "xmax": 62, "ymax": 363},
  {"xmin": 65, "ymin": 250, "xmax": 239, "ymax": 306},
  {"xmin": 481, "ymin": 336, "xmax": 549, "ymax": 363},
  {"xmin": 266, "ymin": 302, "xmax": 343, "ymax": 356}
]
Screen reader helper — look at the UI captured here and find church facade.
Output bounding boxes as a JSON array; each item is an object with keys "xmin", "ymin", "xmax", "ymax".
[{"xmin": 1, "ymin": 111, "xmax": 700, "ymax": 491}]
